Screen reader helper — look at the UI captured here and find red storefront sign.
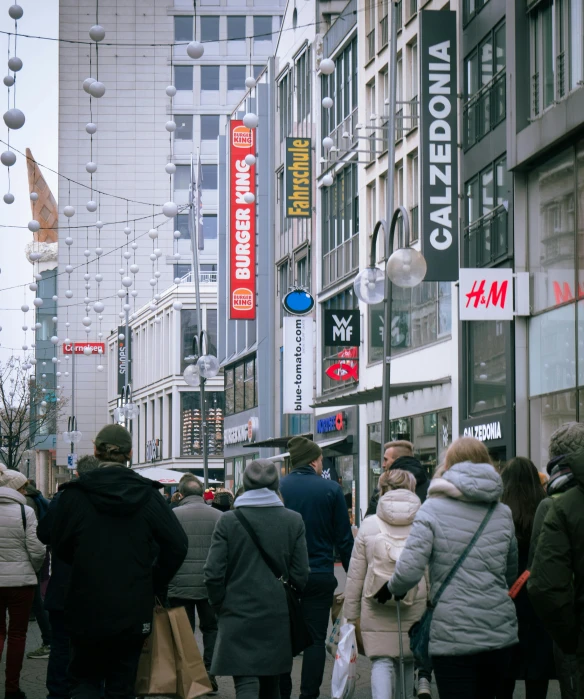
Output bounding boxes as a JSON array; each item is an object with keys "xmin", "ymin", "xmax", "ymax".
[
  {"xmin": 62, "ymin": 342, "xmax": 105, "ymax": 355},
  {"xmin": 229, "ymin": 120, "xmax": 256, "ymax": 320}
]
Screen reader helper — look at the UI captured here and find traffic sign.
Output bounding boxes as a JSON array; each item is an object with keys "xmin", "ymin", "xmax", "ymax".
[{"xmin": 67, "ymin": 453, "xmax": 78, "ymax": 470}]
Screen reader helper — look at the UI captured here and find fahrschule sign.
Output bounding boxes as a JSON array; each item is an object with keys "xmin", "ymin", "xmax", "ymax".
[
  {"xmin": 419, "ymin": 10, "xmax": 458, "ymax": 282},
  {"xmin": 285, "ymin": 137, "xmax": 312, "ymax": 218}
]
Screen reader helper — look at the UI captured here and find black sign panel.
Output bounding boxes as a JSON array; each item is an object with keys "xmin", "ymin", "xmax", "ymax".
[
  {"xmin": 117, "ymin": 325, "xmax": 131, "ymax": 396},
  {"xmin": 419, "ymin": 10, "xmax": 458, "ymax": 282},
  {"xmin": 369, "ymin": 307, "xmax": 410, "ymax": 349},
  {"xmin": 324, "ymin": 309, "xmax": 360, "ymax": 347},
  {"xmin": 285, "ymin": 137, "xmax": 312, "ymax": 218}
]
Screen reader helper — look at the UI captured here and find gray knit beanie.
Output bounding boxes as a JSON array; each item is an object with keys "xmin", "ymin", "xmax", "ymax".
[
  {"xmin": 549, "ymin": 422, "xmax": 584, "ymax": 458},
  {"xmin": 243, "ymin": 459, "xmax": 280, "ymax": 491}
]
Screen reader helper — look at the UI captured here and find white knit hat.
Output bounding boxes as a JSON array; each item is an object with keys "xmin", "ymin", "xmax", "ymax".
[{"xmin": 0, "ymin": 464, "xmax": 28, "ymax": 491}]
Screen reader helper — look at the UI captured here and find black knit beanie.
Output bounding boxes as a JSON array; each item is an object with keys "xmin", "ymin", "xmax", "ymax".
[{"xmin": 288, "ymin": 436, "xmax": 323, "ymax": 468}]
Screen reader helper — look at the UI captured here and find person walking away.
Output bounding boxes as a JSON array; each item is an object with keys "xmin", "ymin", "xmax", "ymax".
[
  {"xmin": 49, "ymin": 425, "xmax": 188, "ymax": 699},
  {"xmin": 528, "ymin": 446, "xmax": 584, "ymax": 696},
  {"xmin": 279, "ymin": 437, "xmax": 354, "ymax": 699},
  {"xmin": 204, "ymin": 459, "xmax": 309, "ymax": 699},
  {"xmin": 384, "ymin": 437, "xmax": 518, "ymax": 698},
  {"xmin": 37, "ymin": 455, "xmax": 101, "ymax": 699},
  {"xmin": 528, "ymin": 422, "xmax": 584, "ymax": 699},
  {"xmin": 499, "ymin": 457, "xmax": 554, "ymax": 699},
  {"xmin": 211, "ymin": 489, "xmax": 234, "ymax": 513},
  {"xmin": 343, "ymin": 470, "xmax": 427, "ymax": 699},
  {"xmin": 366, "ymin": 441, "xmax": 416, "ymax": 516},
  {"xmin": 168, "ymin": 475, "xmax": 221, "ymax": 693},
  {"xmin": 0, "ymin": 465, "xmax": 47, "ymax": 699}
]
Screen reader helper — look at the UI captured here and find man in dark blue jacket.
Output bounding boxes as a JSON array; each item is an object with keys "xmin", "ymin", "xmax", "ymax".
[{"xmin": 279, "ymin": 436, "xmax": 353, "ymax": 699}]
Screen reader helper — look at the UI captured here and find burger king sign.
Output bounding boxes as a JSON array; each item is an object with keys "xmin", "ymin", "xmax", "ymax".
[{"xmin": 229, "ymin": 120, "xmax": 256, "ymax": 319}]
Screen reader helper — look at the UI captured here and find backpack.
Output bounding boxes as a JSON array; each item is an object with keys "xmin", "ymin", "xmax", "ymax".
[
  {"xmin": 31, "ymin": 492, "xmax": 50, "ymax": 520},
  {"xmin": 364, "ymin": 518, "xmax": 420, "ymax": 606}
]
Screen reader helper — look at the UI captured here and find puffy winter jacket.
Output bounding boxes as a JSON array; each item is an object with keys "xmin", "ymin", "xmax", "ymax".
[
  {"xmin": 388, "ymin": 461, "xmax": 518, "ymax": 656},
  {"xmin": 168, "ymin": 494, "xmax": 221, "ymax": 599},
  {"xmin": 0, "ymin": 486, "xmax": 46, "ymax": 586},
  {"xmin": 344, "ymin": 489, "xmax": 427, "ymax": 658}
]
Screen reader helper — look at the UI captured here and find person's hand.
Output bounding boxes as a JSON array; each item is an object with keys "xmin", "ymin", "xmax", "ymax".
[{"xmin": 373, "ymin": 583, "xmax": 392, "ymax": 604}]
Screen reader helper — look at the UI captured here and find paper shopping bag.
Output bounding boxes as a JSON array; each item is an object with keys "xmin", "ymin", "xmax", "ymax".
[
  {"xmin": 330, "ymin": 595, "xmax": 365, "ymax": 656},
  {"xmin": 135, "ymin": 607, "xmax": 177, "ymax": 696},
  {"xmin": 167, "ymin": 606, "xmax": 213, "ymax": 699}
]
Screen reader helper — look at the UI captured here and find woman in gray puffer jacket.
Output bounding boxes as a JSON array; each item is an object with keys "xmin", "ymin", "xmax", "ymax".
[{"xmin": 387, "ymin": 437, "xmax": 518, "ymax": 698}]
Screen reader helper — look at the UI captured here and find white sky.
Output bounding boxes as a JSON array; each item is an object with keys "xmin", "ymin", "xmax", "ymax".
[{"xmin": 0, "ymin": 0, "xmax": 58, "ymax": 360}]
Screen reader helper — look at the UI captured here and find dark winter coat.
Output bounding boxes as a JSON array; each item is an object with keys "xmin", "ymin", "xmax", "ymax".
[
  {"xmin": 168, "ymin": 494, "xmax": 221, "ymax": 600},
  {"xmin": 37, "ymin": 490, "xmax": 70, "ymax": 612},
  {"xmin": 366, "ymin": 456, "xmax": 430, "ymax": 517},
  {"xmin": 528, "ymin": 452, "xmax": 584, "ymax": 670},
  {"xmin": 204, "ymin": 505, "xmax": 309, "ymax": 676},
  {"xmin": 50, "ymin": 464, "xmax": 188, "ymax": 639},
  {"xmin": 279, "ymin": 464, "xmax": 353, "ymax": 572}
]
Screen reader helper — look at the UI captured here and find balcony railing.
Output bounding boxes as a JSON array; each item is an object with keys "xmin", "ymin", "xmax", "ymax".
[
  {"xmin": 380, "ymin": 14, "xmax": 388, "ymax": 48},
  {"xmin": 324, "ymin": 106, "xmax": 359, "ymax": 168},
  {"xmin": 557, "ymin": 53, "xmax": 566, "ymax": 100},
  {"xmin": 367, "ymin": 29, "xmax": 375, "ymax": 62},
  {"xmin": 532, "ymin": 72, "xmax": 540, "ymax": 116},
  {"xmin": 395, "ymin": 100, "xmax": 418, "ymax": 142},
  {"xmin": 179, "ymin": 270, "xmax": 218, "ymax": 284},
  {"xmin": 322, "ymin": 235, "xmax": 359, "ymax": 288},
  {"xmin": 465, "ymin": 205, "xmax": 509, "ymax": 267},
  {"xmin": 464, "ymin": 71, "xmax": 506, "ymax": 149}
]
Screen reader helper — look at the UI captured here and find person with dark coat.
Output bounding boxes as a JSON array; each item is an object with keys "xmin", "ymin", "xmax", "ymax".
[
  {"xmin": 279, "ymin": 437, "xmax": 353, "ymax": 699},
  {"xmin": 499, "ymin": 457, "xmax": 555, "ymax": 699},
  {"xmin": 49, "ymin": 425, "xmax": 188, "ymax": 699},
  {"xmin": 204, "ymin": 459, "xmax": 309, "ymax": 699},
  {"xmin": 168, "ymin": 475, "xmax": 221, "ymax": 691},
  {"xmin": 365, "ymin": 441, "xmax": 424, "ymax": 517}
]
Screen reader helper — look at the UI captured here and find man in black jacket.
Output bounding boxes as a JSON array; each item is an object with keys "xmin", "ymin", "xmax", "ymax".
[{"xmin": 50, "ymin": 425, "xmax": 188, "ymax": 699}]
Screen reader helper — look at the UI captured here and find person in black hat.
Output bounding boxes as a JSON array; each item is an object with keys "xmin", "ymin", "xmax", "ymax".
[
  {"xmin": 49, "ymin": 424, "xmax": 188, "ymax": 699},
  {"xmin": 279, "ymin": 437, "xmax": 353, "ymax": 699}
]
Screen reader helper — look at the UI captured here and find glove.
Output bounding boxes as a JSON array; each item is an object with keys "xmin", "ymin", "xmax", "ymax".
[
  {"xmin": 373, "ymin": 583, "xmax": 392, "ymax": 604},
  {"xmin": 394, "ymin": 593, "xmax": 406, "ymax": 602}
]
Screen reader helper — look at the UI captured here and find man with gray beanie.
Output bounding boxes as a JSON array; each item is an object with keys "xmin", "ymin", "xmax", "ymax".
[{"xmin": 279, "ymin": 437, "xmax": 353, "ymax": 699}]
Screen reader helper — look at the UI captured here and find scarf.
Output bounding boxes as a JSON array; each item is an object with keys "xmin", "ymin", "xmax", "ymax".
[{"xmin": 233, "ymin": 487, "xmax": 284, "ymax": 508}]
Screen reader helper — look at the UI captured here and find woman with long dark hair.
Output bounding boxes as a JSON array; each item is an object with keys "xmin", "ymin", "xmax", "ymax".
[{"xmin": 500, "ymin": 457, "xmax": 554, "ymax": 699}]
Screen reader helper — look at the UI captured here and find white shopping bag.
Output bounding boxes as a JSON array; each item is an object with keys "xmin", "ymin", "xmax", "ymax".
[
  {"xmin": 331, "ymin": 623, "xmax": 357, "ymax": 699},
  {"xmin": 326, "ymin": 602, "xmax": 345, "ymax": 657}
]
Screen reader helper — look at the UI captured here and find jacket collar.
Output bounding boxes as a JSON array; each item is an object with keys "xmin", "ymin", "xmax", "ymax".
[
  {"xmin": 291, "ymin": 464, "xmax": 318, "ymax": 476},
  {"xmin": 178, "ymin": 494, "xmax": 205, "ymax": 507},
  {"xmin": 0, "ymin": 486, "xmax": 26, "ymax": 505}
]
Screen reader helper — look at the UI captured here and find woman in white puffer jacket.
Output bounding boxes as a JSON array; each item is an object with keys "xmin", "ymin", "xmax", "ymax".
[
  {"xmin": 344, "ymin": 469, "xmax": 427, "ymax": 699},
  {"xmin": 0, "ymin": 465, "xmax": 46, "ymax": 699}
]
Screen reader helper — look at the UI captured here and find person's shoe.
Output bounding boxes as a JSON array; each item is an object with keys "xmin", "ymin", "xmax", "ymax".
[
  {"xmin": 6, "ymin": 690, "xmax": 27, "ymax": 699},
  {"xmin": 417, "ymin": 676, "xmax": 432, "ymax": 698},
  {"xmin": 207, "ymin": 674, "xmax": 218, "ymax": 695},
  {"xmin": 26, "ymin": 644, "xmax": 51, "ymax": 659}
]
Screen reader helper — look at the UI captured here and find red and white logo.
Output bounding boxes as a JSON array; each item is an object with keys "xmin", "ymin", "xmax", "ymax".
[
  {"xmin": 459, "ymin": 269, "xmax": 514, "ymax": 321},
  {"xmin": 232, "ymin": 125, "xmax": 253, "ymax": 148},
  {"xmin": 63, "ymin": 342, "xmax": 105, "ymax": 355}
]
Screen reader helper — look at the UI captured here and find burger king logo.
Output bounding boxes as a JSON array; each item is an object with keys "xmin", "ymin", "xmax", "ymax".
[
  {"xmin": 232, "ymin": 125, "xmax": 253, "ymax": 148},
  {"xmin": 232, "ymin": 288, "xmax": 253, "ymax": 310}
]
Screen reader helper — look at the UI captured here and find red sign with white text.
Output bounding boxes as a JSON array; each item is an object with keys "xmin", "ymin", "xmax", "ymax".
[
  {"xmin": 459, "ymin": 268, "xmax": 514, "ymax": 321},
  {"xmin": 229, "ymin": 121, "xmax": 256, "ymax": 319},
  {"xmin": 62, "ymin": 342, "xmax": 105, "ymax": 355}
]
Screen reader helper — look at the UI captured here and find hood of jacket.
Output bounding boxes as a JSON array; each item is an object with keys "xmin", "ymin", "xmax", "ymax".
[
  {"xmin": 428, "ymin": 461, "xmax": 503, "ymax": 503},
  {"xmin": 61, "ymin": 464, "xmax": 161, "ymax": 515},
  {"xmin": 0, "ymin": 486, "xmax": 26, "ymax": 505},
  {"xmin": 564, "ymin": 451, "xmax": 584, "ymax": 490},
  {"xmin": 376, "ymin": 488, "xmax": 421, "ymax": 525}
]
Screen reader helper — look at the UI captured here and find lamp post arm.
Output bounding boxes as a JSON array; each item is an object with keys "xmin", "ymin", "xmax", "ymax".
[{"xmin": 369, "ymin": 219, "xmax": 387, "ymax": 268}]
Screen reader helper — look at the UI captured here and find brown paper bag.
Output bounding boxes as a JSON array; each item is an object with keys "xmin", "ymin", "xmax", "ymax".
[
  {"xmin": 331, "ymin": 594, "xmax": 365, "ymax": 656},
  {"xmin": 167, "ymin": 606, "xmax": 213, "ymax": 699},
  {"xmin": 135, "ymin": 607, "xmax": 177, "ymax": 696}
]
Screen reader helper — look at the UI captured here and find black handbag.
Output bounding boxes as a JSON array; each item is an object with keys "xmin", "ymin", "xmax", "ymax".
[{"xmin": 234, "ymin": 509, "xmax": 312, "ymax": 656}]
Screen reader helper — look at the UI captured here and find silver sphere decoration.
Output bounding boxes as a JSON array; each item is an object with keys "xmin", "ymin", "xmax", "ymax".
[
  {"xmin": 186, "ymin": 41, "xmax": 204, "ymax": 59},
  {"xmin": 154, "ymin": 293, "xmax": 162, "ymax": 301},
  {"xmin": 83, "ymin": 345, "xmax": 93, "ymax": 355},
  {"xmin": 93, "ymin": 301, "xmax": 104, "ymax": 313},
  {"xmin": 149, "ymin": 303, "xmax": 157, "ymax": 311},
  {"xmin": 29, "ymin": 252, "xmax": 41, "ymax": 261},
  {"xmin": 154, "ymin": 270, "xmax": 161, "ymax": 278},
  {"xmin": 86, "ymin": 161, "xmax": 97, "ymax": 173},
  {"xmin": 173, "ymin": 301, "xmax": 183, "ymax": 311},
  {"xmin": 322, "ymin": 137, "xmax": 334, "ymax": 151},
  {"xmin": 322, "ymin": 97, "xmax": 334, "ymax": 109},
  {"xmin": 3, "ymin": 108, "xmax": 25, "ymax": 129},
  {"xmin": 82, "ymin": 316, "xmax": 92, "ymax": 327},
  {"xmin": 8, "ymin": 5, "xmax": 23, "ymax": 20},
  {"xmin": 121, "ymin": 276, "xmax": 132, "ymax": 288},
  {"xmin": 165, "ymin": 85, "xmax": 177, "ymax": 97},
  {"xmin": 88, "ymin": 81, "xmax": 106, "ymax": 98},
  {"xmin": 244, "ymin": 154, "xmax": 256, "ymax": 166},
  {"xmin": 64, "ymin": 205, "xmax": 75, "ymax": 217},
  {"xmin": 28, "ymin": 220, "xmax": 40, "ymax": 233},
  {"xmin": 150, "ymin": 253, "xmax": 157, "ymax": 262},
  {"xmin": 65, "ymin": 264, "xmax": 73, "ymax": 273},
  {"xmin": 89, "ymin": 25, "xmax": 106, "ymax": 42},
  {"xmin": 117, "ymin": 289, "xmax": 126, "ymax": 298},
  {"xmin": 21, "ymin": 304, "xmax": 29, "ymax": 313},
  {"xmin": 83, "ymin": 249, "xmax": 91, "ymax": 258},
  {"xmin": 95, "ymin": 273, "xmax": 103, "ymax": 282},
  {"xmin": 1, "ymin": 150, "xmax": 16, "ymax": 167},
  {"xmin": 29, "ymin": 283, "xmax": 37, "ymax": 292},
  {"xmin": 3, "ymin": 192, "xmax": 14, "ymax": 204},
  {"xmin": 319, "ymin": 58, "xmax": 335, "ymax": 75},
  {"xmin": 95, "ymin": 248, "xmax": 104, "ymax": 256},
  {"xmin": 243, "ymin": 192, "xmax": 255, "ymax": 204},
  {"xmin": 148, "ymin": 228, "xmax": 158, "ymax": 239},
  {"xmin": 124, "ymin": 226, "xmax": 131, "ymax": 235},
  {"xmin": 243, "ymin": 112, "xmax": 258, "ymax": 129},
  {"xmin": 165, "ymin": 120, "xmax": 177, "ymax": 133},
  {"xmin": 149, "ymin": 279, "xmax": 157, "ymax": 287},
  {"xmin": 50, "ymin": 335, "xmax": 59, "ymax": 344},
  {"xmin": 322, "ymin": 173, "xmax": 334, "ymax": 187},
  {"xmin": 85, "ymin": 122, "xmax": 97, "ymax": 134},
  {"xmin": 162, "ymin": 201, "xmax": 178, "ymax": 218},
  {"xmin": 34, "ymin": 273, "xmax": 42, "ymax": 281},
  {"xmin": 165, "ymin": 162, "xmax": 176, "ymax": 175},
  {"xmin": 131, "ymin": 242, "xmax": 138, "ymax": 250},
  {"xmin": 97, "ymin": 365, "xmax": 104, "ymax": 372},
  {"xmin": 3, "ymin": 75, "xmax": 14, "ymax": 87},
  {"xmin": 30, "ymin": 192, "xmax": 39, "ymax": 202},
  {"xmin": 8, "ymin": 56, "xmax": 23, "ymax": 72},
  {"xmin": 173, "ymin": 230, "xmax": 181, "ymax": 239},
  {"xmin": 52, "ymin": 316, "xmax": 58, "ymax": 322},
  {"xmin": 245, "ymin": 76, "xmax": 256, "ymax": 89},
  {"xmin": 131, "ymin": 290, "xmax": 139, "ymax": 297},
  {"xmin": 173, "ymin": 252, "xmax": 181, "ymax": 260},
  {"xmin": 65, "ymin": 237, "xmax": 73, "ymax": 246},
  {"xmin": 130, "ymin": 264, "xmax": 139, "ymax": 274},
  {"xmin": 65, "ymin": 290, "xmax": 73, "ymax": 298},
  {"xmin": 33, "ymin": 298, "xmax": 43, "ymax": 307},
  {"xmin": 123, "ymin": 250, "xmax": 131, "ymax": 259},
  {"xmin": 83, "ymin": 78, "xmax": 96, "ymax": 93},
  {"xmin": 86, "ymin": 200, "xmax": 97, "ymax": 212}
]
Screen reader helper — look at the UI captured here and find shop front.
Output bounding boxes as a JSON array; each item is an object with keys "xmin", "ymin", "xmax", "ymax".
[
  {"xmin": 223, "ymin": 410, "xmax": 260, "ymax": 492},
  {"xmin": 314, "ymin": 406, "xmax": 359, "ymax": 525},
  {"xmin": 460, "ymin": 411, "xmax": 509, "ymax": 469}
]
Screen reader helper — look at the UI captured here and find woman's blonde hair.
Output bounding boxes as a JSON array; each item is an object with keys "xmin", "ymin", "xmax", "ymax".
[
  {"xmin": 444, "ymin": 437, "xmax": 492, "ymax": 470},
  {"xmin": 378, "ymin": 469, "xmax": 416, "ymax": 494}
]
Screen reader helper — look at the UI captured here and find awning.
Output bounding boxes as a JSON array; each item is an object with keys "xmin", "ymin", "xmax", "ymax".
[
  {"xmin": 242, "ymin": 432, "xmax": 313, "ymax": 448},
  {"xmin": 315, "ymin": 435, "xmax": 353, "ymax": 451},
  {"xmin": 310, "ymin": 377, "xmax": 451, "ymax": 409}
]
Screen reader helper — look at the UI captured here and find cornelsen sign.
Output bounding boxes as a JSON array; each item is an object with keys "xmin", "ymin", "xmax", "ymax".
[
  {"xmin": 63, "ymin": 342, "xmax": 105, "ymax": 355},
  {"xmin": 459, "ymin": 268, "xmax": 514, "ymax": 321},
  {"xmin": 419, "ymin": 10, "xmax": 458, "ymax": 282},
  {"xmin": 285, "ymin": 137, "xmax": 312, "ymax": 218},
  {"xmin": 229, "ymin": 120, "xmax": 256, "ymax": 320},
  {"xmin": 283, "ymin": 316, "xmax": 313, "ymax": 414}
]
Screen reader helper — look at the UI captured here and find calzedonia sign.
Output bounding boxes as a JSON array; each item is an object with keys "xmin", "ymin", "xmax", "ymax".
[
  {"xmin": 419, "ymin": 10, "xmax": 458, "ymax": 282},
  {"xmin": 463, "ymin": 421, "xmax": 503, "ymax": 442},
  {"xmin": 229, "ymin": 121, "xmax": 256, "ymax": 320}
]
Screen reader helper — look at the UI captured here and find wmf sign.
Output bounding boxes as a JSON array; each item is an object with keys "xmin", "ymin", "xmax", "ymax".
[
  {"xmin": 419, "ymin": 10, "xmax": 458, "ymax": 282},
  {"xmin": 324, "ymin": 310, "xmax": 360, "ymax": 347}
]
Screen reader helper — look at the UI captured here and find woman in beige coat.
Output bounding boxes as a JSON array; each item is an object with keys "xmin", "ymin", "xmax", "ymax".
[{"xmin": 344, "ymin": 470, "xmax": 427, "ymax": 699}]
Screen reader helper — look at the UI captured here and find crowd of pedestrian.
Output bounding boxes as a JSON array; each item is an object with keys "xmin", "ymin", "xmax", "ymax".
[{"xmin": 1, "ymin": 420, "xmax": 584, "ymax": 699}]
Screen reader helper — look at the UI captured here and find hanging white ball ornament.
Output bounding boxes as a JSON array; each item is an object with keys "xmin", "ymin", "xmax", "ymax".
[
  {"xmin": 88, "ymin": 81, "xmax": 106, "ymax": 98},
  {"xmin": 95, "ymin": 273, "xmax": 103, "ymax": 282},
  {"xmin": 52, "ymin": 316, "xmax": 58, "ymax": 323},
  {"xmin": 130, "ymin": 264, "xmax": 139, "ymax": 274},
  {"xmin": 163, "ymin": 201, "xmax": 178, "ymax": 218},
  {"xmin": 65, "ymin": 265, "xmax": 73, "ymax": 273},
  {"xmin": 3, "ymin": 193, "xmax": 14, "ymax": 204},
  {"xmin": 64, "ymin": 205, "xmax": 75, "ymax": 217},
  {"xmin": 1, "ymin": 150, "xmax": 16, "ymax": 167},
  {"xmin": 166, "ymin": 85, "xmax": 177, "ymax": 97},
  {"xmin": 243, "ymin": 192, "xmax": 255, "ymax": 204},
  {"xmin": 118, "ymin": 268, "xmax": 125, "ymax": 276},
  {"xmin": 186, "ymin": 41, "xmax": 204, "ymax": 59},
  {"xmin": 89, "ymin": 25, "xmax": 106, "ymax": 42},
  {"xmin": 29, "ymin": 252, "xmax": 41, "ymax": 261},
  {"xmin": 245, "ymin": 76, "xmax": 256, "ymax": 89},
  {"xmin": 82, "ymin": 78, "xmax": 96, "ymax": 93},
  {"xmin": 93, "ymin": 301, "xmax": 104, "ymax": 313},
  {"xmin": 150, "ymin": 253, "xmax": 157, "ymax": 262},
  {"xmin": 8, "ymin": 4, "xmax": 23, "ymax": 20},
  {"xmin": 82, "ymin": 317, "xmax": 92, "ymax": 327},
  {"xmin": 122, "ymin": 276, "xmax": 132, "ymax": 287},
  {"xmin": 173, "ymin": 230, "xmax": 181, "ymax": 239},
  {"xmin": 29, "ymin": 283, "xmax": 37, "ymax": 291},
  {"xmin": 117, "ymin": 289, "xmax": 126, "ymax": 298},
  {"xmin": 83, "ymin": 249, "xmax": 91, "ymax": 257},
  {"xmin": 123, "ymin": 303, "xmax": 131, "ymax": 312},
  {"xmin": 84, "ymin": 273, "xmax": 90, "ymax": 281},
  {"xmin": 28, "ymin": 220, "xmax": 40, "ymax": 233},
  {"xmin": 322, "ymin": 174, "xmax": 334, "ymax": 187},
  {"xmin": 154, "ymin": 271, "xmax": 161, "ymax": 279},
  {"xmin": 154, "ymin": 248, "xmax": 162, "ymax": 258},
  {"xmin": 173, "ymin": 301, "xmax": 183, "ymax": 311},
  {"xmin": 65, "ymin": 290, "xmax": 73, "ymax": 298},
  {"xmin": 34, "ymin": 273, "xmax": 42, "ymax": 281},
  {"xmin": 319, "ymin": 58, "xmax": 336, "ymax": 75},
  {"xmin": 149, "ymin": 279, "xmax": 156, "ymax": 287},
  {"xmin": 3, "ymin": 108, "xmax": 25, "ymax": 129},
  {"xmin": 149, "ymin": 303, "xmax": 157, "ymax": 311},
  {"xmin": 322, "ymin": 97, "xmax": 334, "ymax": 109},
  {"xmin": 33, "ymin": 298, "xmax": 43, "ymax": 307},
  {"xmin": 50, "ymin": 335, "xmax": 59, "ymax": 344},
  {"xmin": 131, "ymin": 290, "xmax": 139, "ymax": 297},
  {"xmin": 85, "ymin": 122, "xmax": 97, "ymax": 134},
  {"xmin": 84, "ymin": 297, "xmax": 90, "ymax": 304},
  {"xmin": 124, "ymin": 226, "xmax": 131, "ymax": 236},
  {"xmin": 165, "ymin": 120, "xmax": 177, "ymax": 133},
  {"xmin": 83, "ymin": 345, "xmax": 93, "ymax": 355},
  {"xmin": 3, "ymin": 75, "xmax": 14, "ymax": 87},
  {"xmin": 245, "ymin": 154, "xmax": 256, "ymax": 166},
  {"xmin": 65, "ymin": 237, "xmax": 73, "ymax": 246},
  {"xmin": 30, "ymin": 192, "xmax": 39, "ymax": 202},
  {"xmin": 154, "ymin": 294, "xmax": 162, "ymax": 301},
  {"xmin": 97, "ymin": 365, "xmax": 104, "ymax": 372},
  {"xmin": 148, "ymin": 228, "xmax": 158, "ymax": 239},
  {"xmin": 165, "ymin": 162, "xmax": 176, "ymax": 175},
  {"xmin": 322, "ymin": 137, "xmax": 334, "ymax": 151},
  {"xmin": 123, "ymin": 251, "xmax": 131, "ymax": 260},
  {"xmin": 86, "ymin": 161, "xmax": 97, "ymax": 173},
  {"xmin": 95, "ymin": 248, "xmax": 103, "ymax": 257},
  {"xmin": 95, "ymin": 220, "xmax": 104, "ymax": 229},
  {"xmin": 7, "ymin": 56, "xmax": 22, "ymax": 72},
  {"xmin": 243, "ymin": 112, "xmax": 258, "ymax": 129},
  {"xmin": 131, "ymin": 242, "xmax": 138, "ymax": 250},
  {"xmin": 86, "ymin": 200, "xmax": 97, "ymax": 212}
]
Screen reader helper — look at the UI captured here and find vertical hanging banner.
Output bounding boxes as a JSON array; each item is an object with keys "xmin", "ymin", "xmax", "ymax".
[
  {"xmin": 419, "ymin": 10, "xmax": 458, "ymax": 282},
  {"xmin": 285, "ymin": 137, "xmax": 312, "ymax": 217},
  {"xmin": 283, "ymin": 316, "xmax": 314, "ymax": 414},
  {"xmin": 117, "ymin": 325, "xmax": 131, "ymax": 396},
  {"xmin": 229, "ymin": 120, "xmax": 256, "ymax": 319}
]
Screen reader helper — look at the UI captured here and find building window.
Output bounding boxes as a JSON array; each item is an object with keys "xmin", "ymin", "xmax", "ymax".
[
  {"xmin": 278, "ymin": 70, "xmax": 293, "ymax": 142},
  {"xmin": 464, "ymin": 0, "xmax": 490, "ymax": 25},
  {"xmin": 174, "ymin": 264, "xmax": 191, "ymax": 281},
  {"xmin": 181, "ymin": 391, "xmax": 224, "ymax": 457},
  {"xmin": 224, "ymin": 355, "xmax": 257, "ymax": 416},
  {"xmin": 203, "ymin": 215, "xmax": 218, "ymax": 241},
  {"xmin": 253, "ymin": 64, "xmax": 265, "ymax": 79},
  {"xmin": 174, "ymin": 165, "xmax": 190, "ymax": 190},
  {"xmin": 253, "ymin": 16, "xmax": 272, "ymax": 44},
  {"xmin": 174, "ymin": 65, "xmax": 193, "ymax": 91},
  {"xmin": 175, "ymin": 213, "xmax": 189, "ymax": 239},
  {"xmin": 227, "ymin": 65, "xmax": 246, "ymax": 91},
  {"xmin": 465, "ymin": 155, "xmax": 509, "ymax": 267},
  {"xmin": 296, "ymin": 255, "xmax": 309, "ymax": 290},
  {"xmin": 227, "ymin": 15, "xmax": 246, "ymax": 41},
  {"xmin": 174, "ymin": 16, "xmax": 193, "ymax": 42},
  {"xmin": 464, "ymin": 22, "xmax": 506, "ymax": 148},
  {"xmin": 278, "ymin": 261, "xmax": 289, "ymax": 326},
  {"xmin": 174, "ymin": 115, "xmax": 193, "ymax": 140},
  {"xmin": 409, "ymin": 152, "xmax": 419, "ymax": 242},
  {"xmin": 321, "ymin": 163, "xmax": 359, "ymax": 288},
  {"xmin": 322, "ymin": 287, "xmax": 359, "ymax": 393},
  {"xmin": 408, "ymin": 41, "xmax": 418, "ymax": 124},
  {"xmin": 295, "ymin": 49, "xmax": 311, "ymax": 121},
  {"xmin": 321, "ymin": 39, "xmax": 358, "ymax": 152},
  {"xmin": 200, "ymin": 16, "xmax": 219, "ymax": 42},
  {"xmin": 468, "ymin": 320, "xmax": 508, "ymax": 414},
  {"xmin": 201, "ymin": 65, "xmax": 220, "ymax": 91},
  {"xmin": 39, "ymin": 271, "xmax": 57, "ymax": 299},
  {"xmin": 201, "ymin": 164, "xmax": 218, "ymax": 189},
  {"xmin": 201, "ymin": 115, "xmax": 220, "ymax": 140}
]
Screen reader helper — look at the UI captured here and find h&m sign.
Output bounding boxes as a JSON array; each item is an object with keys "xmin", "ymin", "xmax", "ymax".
[{"xmin": 324, "ymin": 310, "xmax": 360, "ymax": 347}]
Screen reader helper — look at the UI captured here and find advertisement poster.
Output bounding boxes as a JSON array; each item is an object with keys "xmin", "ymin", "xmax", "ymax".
[{"xmin": 283, "ymin": 316, "xmax": 313, "ymax": 413}]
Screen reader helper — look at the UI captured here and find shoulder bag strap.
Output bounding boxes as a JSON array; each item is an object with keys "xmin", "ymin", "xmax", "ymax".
[
  {"xmin": 20, "ymin": 503, "xmax": 26, "ymax": 531},
  {"xmin": 431, "ymin": 501, "xmax": 497, "ymax": 608},
  {"xmin": 234, "ymin": 509, "xmax": 284, "ymax": 581}
]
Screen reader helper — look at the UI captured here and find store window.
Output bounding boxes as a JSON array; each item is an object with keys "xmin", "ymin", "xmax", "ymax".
[
  {"xmin": 180, "ymin": 308, "xmax": 218, "ymax": 372},
  {"xmin": 321, "ymin": 38, "xmax": 358, "ymax": 148},
  {"xmin": 322, "ymin": 287, "xmax": 359, "ymax": 394},
  {"xmin": 368, "ymin": 422, "xmax": 382, "ymax": 502},
  {"xmin": 468, "ymin": 320, "xmax": 507, "ymax": 414},
  {"xmin": 530, "ymin": 390, "xmax": 577, "ymax": 470},
  {"xmin": 530, "ymin": 304, "xmax": 576, "ymax": 396},
  {"xmin": 174, "ymin": 66, "xmax": 193, "ymax": 91},
  {"xmin": 180, "ymin": 391, "xmax": 224, "ymax": 457},
  {"xmin": 224, "ymin": 355, "xmax": 257, "ymax": 416}
]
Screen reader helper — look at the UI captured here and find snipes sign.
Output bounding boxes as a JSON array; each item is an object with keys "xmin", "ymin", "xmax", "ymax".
[{"xmin": 229, "ymin": 121, "xmax": 256, "ymax": 320}]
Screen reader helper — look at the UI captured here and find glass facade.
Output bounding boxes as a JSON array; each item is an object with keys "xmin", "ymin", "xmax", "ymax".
[{"xmin": 180, "ymin": 391, "xmax": 224, "ymax": 457}]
